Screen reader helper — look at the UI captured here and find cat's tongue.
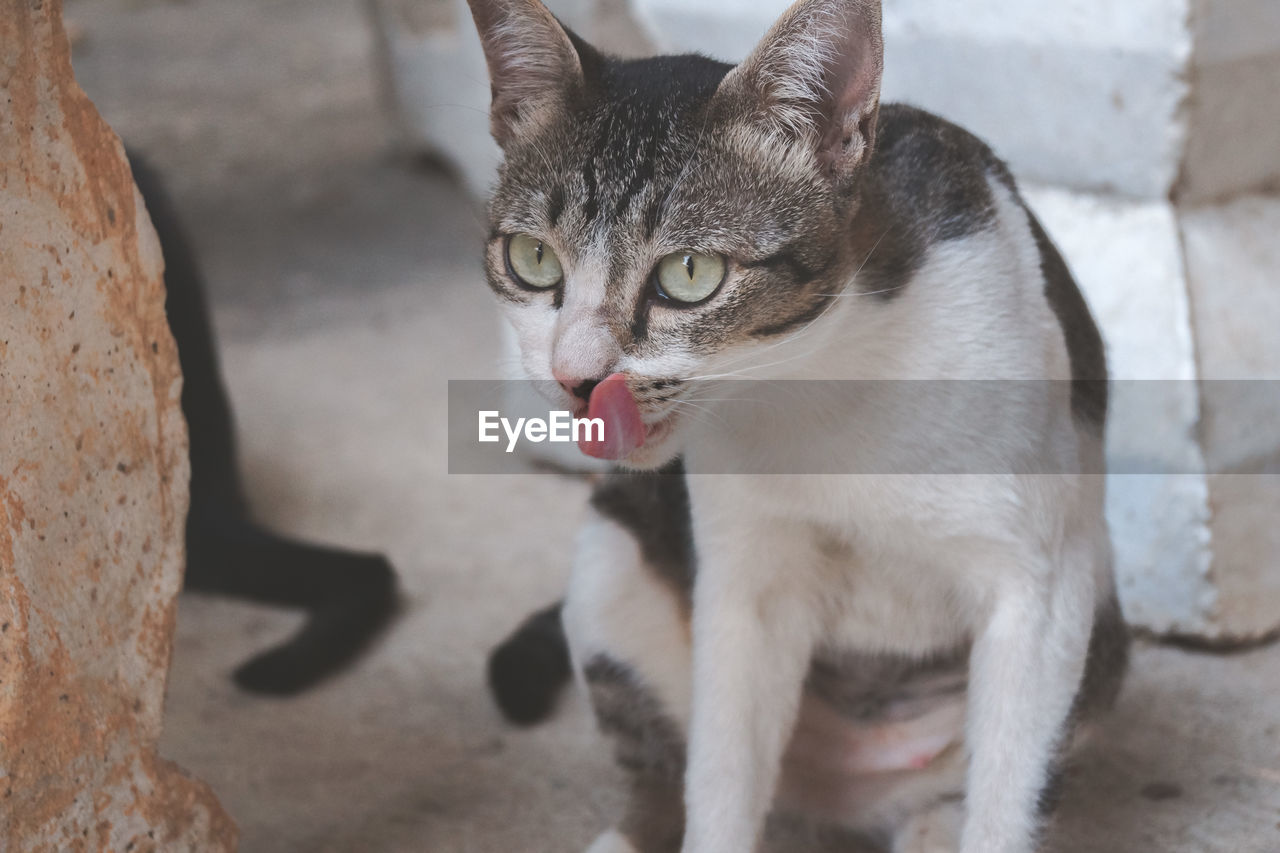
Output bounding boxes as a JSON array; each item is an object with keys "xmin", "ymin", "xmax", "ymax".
[{"xmin": 580, "ymin": 373, "xmax": 645, "ymax": 460}]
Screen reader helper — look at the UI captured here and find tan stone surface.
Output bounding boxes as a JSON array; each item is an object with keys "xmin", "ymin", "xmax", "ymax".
[
  {"xmin": 1183, "ymin": 195, "xmax": 1280, "ymax": 641},
  {"xmin": 0, "ymin": 0, "xmax": 235, "ymax": 849}
]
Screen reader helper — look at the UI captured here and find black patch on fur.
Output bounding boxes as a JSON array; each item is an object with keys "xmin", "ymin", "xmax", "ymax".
[
  {"xmin": 1140, "ymin": 781, "xmax": 1183, "ymax": 801},
  {"xmin": 852, "ymin": 105, "xmax": 1011, "ymax": 300},
  {"xmin": 584, "ymin": 655, "xmax": 687, "ymax": 779},
  {"xmin": 1072, "ymin": 595, "xmax": 1131, "ymax": 721},
  {"xmin": 1038, "ymin": 595, "xmax": 1131, "ymax": 818},
  {"xmin": 642, "ymin": 193, "xmax": 665, "ymax": 241},
  {"xmin": 546, "ymin": 184, "xmax": 566, "ymax": 228},
  {"xmin": 487, "ymin": 601, "xmax": 573, "ymax": 725},
  {"xmin": 739, "ymin": 242, "xmax": 841, "ymax": 338},
  {"xmin": 743, "ymin": 246, "xmax": 821, "ymax": 283},
  {"xmin": 1025, "ymin": 208, "xmax": 1109, "ymax": 426},
  {"xmin": 486, "ymin": 280, "xmax": 529, "ymax": 305},
  {"xmin": 614, "ymin": 127, "xmax": 660, "ymax": 219},
  {"xmin": 630, "ymin": 290, "xmax": 654, "ymax": 341},
  {"xmin": 581, "ymin": 164, "xmax": 601, "ymax": 225},
  {"xmin": 806, "ymin": 645, "xmax": 969, "ymax": 722},
  {"xmin": 619, "ymin": 776, "xmax": 685, "ymax": 853},
  {"xmin": 749, "ymin": 291, "xmax": 836, "ymax": 338},
  {"xmin": 873, "ymin": 105, "xmax": 1006, "ymax": 238},
  {"xmin": 589, "ymin": 460, "xmax": 695, "ymax": 596},
  {"xmin": 1037, "ymin": 765, "xmax": 1068, "ymax": 817}
]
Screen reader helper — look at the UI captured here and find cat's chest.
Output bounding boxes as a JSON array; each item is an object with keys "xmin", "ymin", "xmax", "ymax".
[
  {"xmin": 823, "ymin": 550, "xmax": 973, "ymax": 654},
  {"xmin": 690, "ymin": 473, "xmax": 993, "ymax": 653}
]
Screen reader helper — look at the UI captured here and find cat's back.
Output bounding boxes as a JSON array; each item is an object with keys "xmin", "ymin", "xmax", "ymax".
[
  {"xmin": 871, "ymin": 103, "xmax": 1015, "ymax": 202},
  {"xmin": 854, "ymin": 103, "xmax": 1108, "ymax": 424},
  {"xmin": 852, "ymin": 103, "xmax": 1023, "ymax": 290}
]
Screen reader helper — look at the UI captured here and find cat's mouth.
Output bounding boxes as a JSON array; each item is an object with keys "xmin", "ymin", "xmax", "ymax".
[
  {"xmin": 578, "ymin": 373, "xmax": 647, "ymax": 460},
  {"xmin": 576, "ymin": 373, "xmax": 680, "ymax": 462}
]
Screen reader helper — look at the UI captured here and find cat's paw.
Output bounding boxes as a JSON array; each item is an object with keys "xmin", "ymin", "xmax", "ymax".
[{"xmin": 583, "ymin": 829, "xmax": 639, "ymax": 853}]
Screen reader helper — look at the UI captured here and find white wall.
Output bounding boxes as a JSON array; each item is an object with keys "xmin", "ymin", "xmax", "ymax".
[{"xmin": 635, "ymin": 0, "xmax": 1192, "ymax": 197}]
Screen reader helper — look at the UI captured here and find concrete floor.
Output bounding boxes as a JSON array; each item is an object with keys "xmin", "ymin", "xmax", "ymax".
[{"xmin": 68, "ymin": 0, "xmax": 1280, "ymax": 850}]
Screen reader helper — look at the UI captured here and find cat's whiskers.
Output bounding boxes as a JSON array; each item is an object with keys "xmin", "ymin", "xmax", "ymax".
[
  {"xmin": 680, "ymin": 307, "xmax": 838, "ymax": 381},
  {"xmin": 808, "ymin": 283, "xmax": 908, "ymax": 298},
  {"xmin": 662, "ymin": 398, "xmax": 736, "ymax": 431}
]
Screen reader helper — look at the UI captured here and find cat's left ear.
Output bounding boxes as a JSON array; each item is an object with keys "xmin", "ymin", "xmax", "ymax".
[{"xmin": 719, "ymin": 0, "xmax": 884, "ymax": 179}]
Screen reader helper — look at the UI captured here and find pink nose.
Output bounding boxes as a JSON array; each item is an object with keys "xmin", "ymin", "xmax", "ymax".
[{"xmin": 555, "ymin": 374, "xmax": 602, "ymax": 405}]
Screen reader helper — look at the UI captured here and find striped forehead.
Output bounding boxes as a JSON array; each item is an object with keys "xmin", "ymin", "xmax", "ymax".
[
  {"xmin": 524, "ymin": 56, "xmax": 731, "ymax": 231},
  {"xmin": 559, "ymin": 109, "xmax": 693, "ymax": 240}
]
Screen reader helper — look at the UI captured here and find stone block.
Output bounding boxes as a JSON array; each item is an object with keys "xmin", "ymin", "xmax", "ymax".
[
  {"xmin": 1027, "ymin": 188, "xmax": 1280, "ymax": 641},
  {"xmin": 1181, "ymin": 195, "xmax": 1280, "ymax": 639},
  {"xmin": 0, "ymin": 0, "xmax": 236, "ymax": 847},
  {"xmin": 1025, "ymin": 187, "xmax": 1215, "ymax": 637},
  {"xmin": 1181, "ymin": 0, "xmax": 1280, "ymax": 201}
]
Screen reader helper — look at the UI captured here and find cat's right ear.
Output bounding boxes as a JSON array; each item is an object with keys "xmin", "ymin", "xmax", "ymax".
[
  {"xmin": 718, "ymin": 0, "xmax": 884, "ymax": 181},
  {"xmin": 465, "ymin": 0, "xmax": 587, "ymax": 147}
]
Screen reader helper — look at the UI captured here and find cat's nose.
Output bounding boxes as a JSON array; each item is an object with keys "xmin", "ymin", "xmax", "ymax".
[{"xmin": 557, "ymin": 375, "xmax": 601, "ymax": 405}]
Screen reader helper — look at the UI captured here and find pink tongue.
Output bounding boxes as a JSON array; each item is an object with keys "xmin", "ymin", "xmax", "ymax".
[{"xmin": 580, "ymin": 372, "xmax": 645, "ymax": 460}]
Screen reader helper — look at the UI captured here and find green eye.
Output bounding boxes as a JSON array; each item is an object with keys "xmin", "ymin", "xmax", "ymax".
[
  {"xmin": 655, "ymin": 252, "xmax": 727, "ymax": 304},
  {"xmin": 506, "ymin": 234, "xmax": 563, "ymax": 289}
]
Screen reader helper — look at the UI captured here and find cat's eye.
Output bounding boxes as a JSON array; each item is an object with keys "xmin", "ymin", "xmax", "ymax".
[
  {"xmin": 506, "ymin": 233, "xmax": 564, "ymax": 289},
  {"xmin": 654, "ymin": 252, "xmax": 727, "ymax": 304}
]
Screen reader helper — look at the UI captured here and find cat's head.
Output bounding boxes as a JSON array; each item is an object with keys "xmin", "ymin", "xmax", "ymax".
[{"xmin": 468, "ymin": 0, "xmax": 884, "ymax": 467}]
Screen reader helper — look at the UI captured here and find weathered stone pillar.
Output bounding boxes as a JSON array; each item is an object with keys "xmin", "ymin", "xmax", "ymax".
[{"xmin": 0, "ymin": 0, "xmax": 236, "ymax": 848}]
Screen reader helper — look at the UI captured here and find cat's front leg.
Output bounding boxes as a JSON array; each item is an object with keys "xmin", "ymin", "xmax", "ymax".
[
  {"xmin": 681, "ymin": 521, "xmax": 825, "ymax": 853},
  {"xmin": 959, "ymin": 539, "xmax": 1098, "ymax": 853}
]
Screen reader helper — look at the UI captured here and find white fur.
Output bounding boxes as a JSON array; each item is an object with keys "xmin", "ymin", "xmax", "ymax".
[
  {"xmin": 563, "ymin": 515, "xmax": 693, "ymax": 728},
  {"xmin": 668, "ymin": 176, "xmax": 1105, "ymax": 853},
  {"xmin": 562, "ymin": 507, "xmax": 972, "ymax": 846},
  {"xmin": 552, "ymin": 170, "xmax": 1110, "ymax": 853},
  {"xmin": 585, "ymin": 829, "xmax": 639, "ymax": 853}
]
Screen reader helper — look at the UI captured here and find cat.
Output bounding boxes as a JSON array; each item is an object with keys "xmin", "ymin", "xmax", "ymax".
[
  {"xmin": 128, "ymin": 152, "xmax": 400, "ymax": 696},
  {"xmin": 465, "ymin": 1, "xmax": 1129, "ymax": 851}
]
